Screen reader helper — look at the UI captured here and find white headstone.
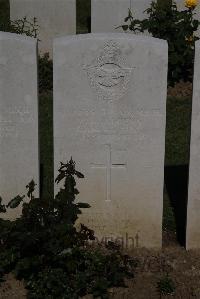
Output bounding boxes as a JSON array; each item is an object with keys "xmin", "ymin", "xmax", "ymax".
[
  {"xmin": 186, "ymin": 40, "xmax": 200, "ymax": 249},
  {"xmin": 0, "ymin": 32, "xmax": 39, "ymax": 219},
  {"xmin": 54, "ymin": 33, "xmax": 168, "ymax": 248},
  {"xmin": 91, "ymin": 0, "xmax": 150, "ymax": 33},
  {"xmin": 10, "ymin": 0, "xmax": 76, "ymax": 55}
]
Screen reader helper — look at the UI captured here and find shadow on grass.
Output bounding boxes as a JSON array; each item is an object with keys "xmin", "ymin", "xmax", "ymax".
[
  {"xmin": 0, "ymin": 0, "xmax": 10, "ymax": 27},
  {"xmin": 76, "ymin": 0, "xmax": 91, "ymax": 34},
  {"xmin": 39, "ymin": 92, "xmax": 54, "ymax": 200},
  {"xmin": 164, "ymin": 165, "xmax": 189, "ymax": 247}
]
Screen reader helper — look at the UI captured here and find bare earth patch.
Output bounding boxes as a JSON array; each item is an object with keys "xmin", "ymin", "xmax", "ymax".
[
  {"xmin": 168, "ymin": 81, "xmax": 193, "ymax": 98},
  {"xmin": 0, "ymin": 273, "xmax": 27, "ymax": 299},
  {"xmin": 108, "ymin": 243, "xmax": 200, "ymax": 299}
]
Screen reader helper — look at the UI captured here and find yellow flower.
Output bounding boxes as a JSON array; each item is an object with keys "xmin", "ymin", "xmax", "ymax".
[{"xmin": 185, "ymin": 0, "xmax": 198, "ymax": 9}]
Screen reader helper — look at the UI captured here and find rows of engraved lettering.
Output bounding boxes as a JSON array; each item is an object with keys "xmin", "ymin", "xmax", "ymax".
[
  {"xmin": 74, "ymin": 109, "xmax": 162, "ymax": 136},
  {"xmin": 0, "ymin": 105, "xmax": 34, "ymax": 138}
]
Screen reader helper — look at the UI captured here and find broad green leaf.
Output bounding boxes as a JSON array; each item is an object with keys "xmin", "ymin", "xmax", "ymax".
[
  {"xmin": 7, "ymin": 195, "xmax": 25, "ymax": 209},
  {"xmin": 77, "ymin": 202, "xmax": 90, "ymax": 209}
]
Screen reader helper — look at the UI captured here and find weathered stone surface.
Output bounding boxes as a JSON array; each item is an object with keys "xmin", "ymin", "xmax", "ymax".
[
  {"xmin": 10, "ymin": 0, "xmax": 76, "ymax": 55},
  {"xmin": 186, "ymin": 40, "xmax": 200, "ymax": 249},
  {"xmin": 91, "ymin": 0, "xmax": 150, "ymax": 33},
  {"xmin": 54, "ymin": 33, "xmax": 168, "ymax": 248},
  {"xmin": 0, "ymin": 32, "xmax": 39, "ymax": 219}
]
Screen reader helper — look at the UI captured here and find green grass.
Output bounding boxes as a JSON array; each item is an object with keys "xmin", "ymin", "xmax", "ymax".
[
  {"xmin": 0, "ymin": 0, "xmax": 9, "ymax": 27},
  {"xmin": 77, "ymin": 0, "xmax": 91, "ymax": 34},
  {"xmin": 39, "ymin": 92, "xmax": 53, "ymax": 200},
  {"xmin": 165, "ymin": 96, "xmax": 192, "ymax": 166},
  {"xmin": 163, "ymin": 96, "xmax": 192, "ymax": 233},
  {"xmin": 163, "ymin": 185, "xmax": 177, "ymax": 232}
]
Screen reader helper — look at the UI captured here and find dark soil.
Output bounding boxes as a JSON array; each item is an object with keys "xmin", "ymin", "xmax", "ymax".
[
  {"xmin": 0, "ymin": 274, "xmax": 27, "ymax": 299},
  {"xmin": 168, "ymin": 81, "xmax": 193, "ymax": 98}
]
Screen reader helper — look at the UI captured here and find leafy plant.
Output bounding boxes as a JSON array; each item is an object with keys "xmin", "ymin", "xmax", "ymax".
[
  {"xmin": 157, "ymin": 274, "xmax": 176, "ymax": 296},
  {"xmin": 121, "ymin": 0, "xmax": 200, "ymax": 86},
  {"xmin": 0, "ymin": 17, "xmax": 39, "ymax": 38},
  {"xmin": 0, "ymin": 158, "xmax": 136, "ymax": 298},
  {"xmin": 0, "ymin": 197, "xmax": 6, "ymax": 213}
]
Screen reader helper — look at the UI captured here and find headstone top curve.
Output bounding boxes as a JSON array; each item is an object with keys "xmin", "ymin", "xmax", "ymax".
[
  {"xmin": 53, "ymin": 33, "xmax": 168, "ymax": 47},
  {"xmin": 0, "ymin": 31, "xmax": 37, "ymax": 44}
]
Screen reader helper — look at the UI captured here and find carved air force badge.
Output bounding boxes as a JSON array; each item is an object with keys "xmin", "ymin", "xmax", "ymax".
[{"xmin": 85, "ymin": 41, "xmax": 133, "ymax": 101}]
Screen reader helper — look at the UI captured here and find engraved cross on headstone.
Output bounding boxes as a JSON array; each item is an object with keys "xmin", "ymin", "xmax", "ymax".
[{"xmin": 91, "ymin": 144, "xmax": 127, "ymax": 202}]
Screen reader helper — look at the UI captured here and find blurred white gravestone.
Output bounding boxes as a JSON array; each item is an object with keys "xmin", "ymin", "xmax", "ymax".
[
  {"xmin": 91, "ymin": 0, "xmax": 150, "ymax": 33},
  {"xmin": 10, "ymin": 0, "xmax": 76, "ymax": 55},
  {"xmin": 54, "ymin": 33, "xmax": 168, "ymax": 248},
  {"xmin": 0, "ymin": 32, "xmax": 39, "ymax": 219},
  {"xmin": 186, "ymin": 40, "xmax": 200, "ymax": 249}
]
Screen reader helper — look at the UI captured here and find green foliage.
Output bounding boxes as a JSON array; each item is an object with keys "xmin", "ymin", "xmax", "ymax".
[
  {"xmin": 121, "ymin": 0, "xmax": 200, "ymax": 86},
  {"xmin": 0, "ymin": 17, "xmax": 39, "ymax": 38},
  {"xmin": 157, "ymin": 274, "xmax": 176, "ymax": 295},
  {"xmin": 39, "ymin": 91, "xmax": 53, "ymax": 200},
  {"xmin": 0, "ymin": 159, "xmax": 136, "ymax": 298},
  {"xmin": 0, "ymin": 197, "xmax": 6, "ymax": 213},
  {"xmin": 6, "ymin": 195, "xmax": 25, "ymax": 209},
  {"xmin": 165, "ymin": 96, "xmax": 192, "ymax": 166},
  {"xmin": 163, "ymin": 185, "xmax": 176, "ymax": 232},
  {"xmin": 38, "ymin": 53, "xmax": 53, "ymax": 93}
]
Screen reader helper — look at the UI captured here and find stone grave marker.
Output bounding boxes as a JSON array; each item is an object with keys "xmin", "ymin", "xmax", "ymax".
[
  {"xmin": 10, "ymin": 0, "xmax": 76, "ymax": 55},
  {"xmin": 91, "ymin": 0, "xmax": 150, "ymax": 33},
  {"xmin": 53, "ymin": 33, "xmax": 168, "ymax": 248},
  {"xmin": 186, "ymin": 40, "xmax": 200, "ymax": 249},
  {"xmin": 0, "ymin": 32, "xmax": 39, "ymax": 219}
]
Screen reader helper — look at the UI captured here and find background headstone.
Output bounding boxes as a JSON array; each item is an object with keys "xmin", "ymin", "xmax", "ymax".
[
  {"xmin": 91, "ymin": 0, "xmax": 150, "ymax": 33},
  {"xmin": 0, "ymin": 31, "xmax": 39, "ymax": 219},
  {"xmin": 54, "ymin": 33, "xmax": 168, "ymax": 248},
  {"xmin": 10, "ymin": 0, "xmax": 76, "ymax": 55},
  {"xmin": 186, "ymin": 40, "xmax": 200, "ymax": 249}
]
